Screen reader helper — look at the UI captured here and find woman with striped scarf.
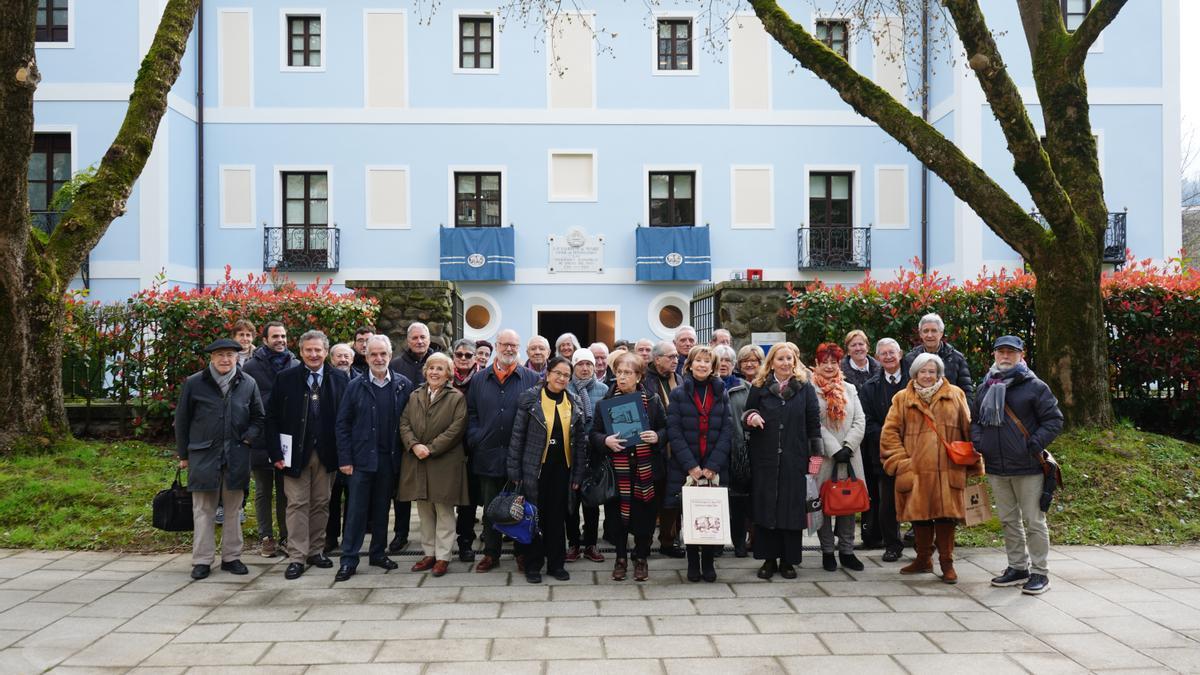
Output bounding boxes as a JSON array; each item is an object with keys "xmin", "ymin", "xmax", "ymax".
[{"xmin": 589, "ymin": 351, "xmax": 668, "ymax": 582}]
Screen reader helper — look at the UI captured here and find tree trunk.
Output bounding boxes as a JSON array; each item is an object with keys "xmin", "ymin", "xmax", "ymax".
[{"xmin": 1029, "ymin": 233, "xmax": 1114, "ymax": 429}]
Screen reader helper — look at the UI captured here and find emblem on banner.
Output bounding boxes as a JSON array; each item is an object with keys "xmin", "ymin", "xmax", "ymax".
[
  {"xmin": 467, "ymin": 253, "xmax": 486, "ymax": 268},
  {"xmin": 665, "ymin": 252, "xmax": 684, "ymax": 267}
]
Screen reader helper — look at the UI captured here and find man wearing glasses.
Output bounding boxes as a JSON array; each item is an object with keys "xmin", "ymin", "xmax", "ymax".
[
  {"xmin": 450, "ymin": 338, "xmax": 483, "ymax": 562},
  {"xmin": 642, "ymin": 341, "xmax": 685, "ymax": 558}
]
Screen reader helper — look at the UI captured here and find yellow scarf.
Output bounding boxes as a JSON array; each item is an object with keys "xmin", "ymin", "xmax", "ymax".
[{"xmin": 539, "ymin": 389, "xmax": 573, "ymax": 468}]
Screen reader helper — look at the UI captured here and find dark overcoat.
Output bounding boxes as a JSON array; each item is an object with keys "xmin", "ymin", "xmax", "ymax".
[
  {"xmin": 506, "ymin": 384, "xmax": 588, "ymax": 506},
  {"xmin": 266, "ymin": 365, "xmax": 349, "ymax": 476},
  {"xmin": 334, "ymin": 370, "xmax": 413, "ymax": 471},
  {"xmin": 741, "ymin": 376, "xmax": 821, "ymax": 531},
  {"xmin": 175, "ymin": 367, "xmax": 264, "ymax": 492}
]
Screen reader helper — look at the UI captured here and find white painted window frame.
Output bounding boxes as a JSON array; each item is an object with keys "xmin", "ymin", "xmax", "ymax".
[
  {"xmin": 809, "ymin": 12, "xmax": 855, "ymax": 76},
  {"xmin": 452, "ymin": 9, "xmax": 500, "ymax": 74},
  {"xmin": 364, "ymin": 165, "xmax": 412, "ymax": 230},
  {"xmin": 273, "ymin": 164, "xmax": 334, "ymax": 229},
  {"xmin": 803, "ymin": 163, "xmax": 865, "ymax": 261},
  {"xmin": 643, "ymin": 164, "xmax": 703, "ymax": 228},
  {"xmin": 730, "ymin": 164, "xmax": 775, "ymax": 230},
  {"xmin": 448, "ymin": 165, "xmax": 508, "ymax": 228},
  {"xmin": 651, "ymin": 11, "xmax": 700, "ymax": 77},
  {"xmin": 873, "ymin": 164, "xmax": 909, "ymax": 230},
  {"xmin": 35, "ymin": 0, "xmax": 75, "ymax": 49},
  {"xmin": 219, "ymin": 164, "xmax": 256, "ymax": 229},
  {"xmin": 280, "ymin": 8, "xmax": 327, "ymax": 72},
  {"xmin": 547, "ymin": 149, "xmax": 598, "ymax": 202}
]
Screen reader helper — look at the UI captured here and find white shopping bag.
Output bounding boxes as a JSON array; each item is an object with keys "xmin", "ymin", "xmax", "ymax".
[{"xmin": 681, "ymin": 478, "xmax": 733, "ymax": 547}]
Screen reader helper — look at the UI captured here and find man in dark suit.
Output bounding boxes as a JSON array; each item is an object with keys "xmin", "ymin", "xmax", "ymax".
[
  {"xmin": 643, "ymin": 340, "xmax": 685, "ymax": 558},
  {"xmin": 859, "ymin": 337, "xmax": 909, "ymax": 562},
  {"xmin": 334, "ymin": 334, "xmax": 413, "ymax": 581},
  {"xmin": 267, "ymin": 329, "xmax": 350, "ymax": 579}
]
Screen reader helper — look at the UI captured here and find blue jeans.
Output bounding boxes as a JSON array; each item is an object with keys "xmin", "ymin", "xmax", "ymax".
[{"xmin": 341, "ymin": 455, "xmax": 395, "ymax": 568}]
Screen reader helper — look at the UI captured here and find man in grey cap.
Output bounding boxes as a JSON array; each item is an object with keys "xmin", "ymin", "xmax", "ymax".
[
  {"xmin": 971, "ymin": 335, "xmax": 1063, "ymax": 595},
  {"xmin": 175, "ymin": 338, "xmax": 265, "ymax": 580}
]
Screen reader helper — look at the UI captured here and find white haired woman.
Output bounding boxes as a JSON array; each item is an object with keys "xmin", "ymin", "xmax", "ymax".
[{"xmin": 880, "ymin": 353, "xmax": 982, "ymax": 584}]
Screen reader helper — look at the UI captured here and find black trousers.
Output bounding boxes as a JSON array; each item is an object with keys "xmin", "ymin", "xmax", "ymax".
[
  {"xmin": 729, "ymin": 494, "xmax": 750, "ymax": 550},
  {"xmin": 455, "ymin": 472, "xmax": 481, "ymax": 549},
  {"xmin": 606, "ymin": 499, "xmax": 656, "ymax": 559},
  {"xmin": 754, "ymin": 526, "xmax": 804, "ymax": 565},
  {"xmin": 526, "ymin": 461, "xmax": 569, "ymax": 574},
  {"xmin": 860, "ymin": 461, "xmax": 884, "ymax": 546},
  {"xmin": 878, "ymin": 473, "xmax": 902, "ymax": 550},
  {"xmin": 566, "ymin": 501, "xmax": 599, "ymax": 548},
  {"xmin": 326, "ymin": 472, "xmax": 348, "ymax": 544}
]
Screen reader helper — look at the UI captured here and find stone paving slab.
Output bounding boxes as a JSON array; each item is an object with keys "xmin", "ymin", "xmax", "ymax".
[{"xmin": 0, "ymin": 544, "xmax": 1195, "ymax": 671}]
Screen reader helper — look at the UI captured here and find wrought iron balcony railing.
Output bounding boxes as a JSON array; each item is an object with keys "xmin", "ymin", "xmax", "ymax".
[
  {"xmin": 1030, "ymin": 210, "xmax": 1127, "ymax": 265},
  {"xmin": 264, "ymin": 226, "xmax": 340, "ymax": 273},
  {"xmin": 797, "ymin": 226, "xmax": 871, "ymax": 271}
]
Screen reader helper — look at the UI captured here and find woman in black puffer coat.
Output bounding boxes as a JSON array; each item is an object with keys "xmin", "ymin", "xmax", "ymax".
[{"xmin": 666, "ymin": 345, "xmax": 733, "ymax": 583}]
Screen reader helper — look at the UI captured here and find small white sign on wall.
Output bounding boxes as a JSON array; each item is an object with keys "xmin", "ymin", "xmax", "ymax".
[{"xmin": 548, "ymin": 227, "xmax": 605, "ymax": 273}]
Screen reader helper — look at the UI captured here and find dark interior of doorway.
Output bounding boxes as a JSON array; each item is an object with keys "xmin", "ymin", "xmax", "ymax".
[{"xmin": 536, "ymin": 311, "xmax": 616, "ymax": 348}]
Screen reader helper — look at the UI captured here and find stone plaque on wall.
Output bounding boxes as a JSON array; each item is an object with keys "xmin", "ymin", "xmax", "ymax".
[{"xmin": 548, "ymin": 227, "xmax": 605, "ymax": 273}]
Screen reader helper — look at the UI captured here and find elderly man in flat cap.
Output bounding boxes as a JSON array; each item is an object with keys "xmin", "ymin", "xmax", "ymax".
[{"xmin": 176, "ymin": 338, "xmax": 265, "ymax": 580}]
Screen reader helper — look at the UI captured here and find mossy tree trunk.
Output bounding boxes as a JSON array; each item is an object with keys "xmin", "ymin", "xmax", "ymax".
[
  {"xmin": 0, "ymin": 0, "xmax": 200, "ymax": 449},
  {"xmin": 748, "ymin": 0, "xmax": 1126, "ymax": 428}
]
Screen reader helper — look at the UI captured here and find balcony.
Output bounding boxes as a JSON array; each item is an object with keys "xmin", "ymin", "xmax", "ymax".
[
  {"xmin": 797, "ymin": 226, "xmax": 871, "ymax": 271},
  {"xmin": 1030, "ymin": 210, "xmax": 1127, "ymax": 266},
  {"xmin": 635, "ymin": 225, "xmax": 711, "ymax": 281},
  {"xmin": 439, "ymin": 226, "xmax": 516, "ymax": 281},
  {"xmin": 263, "ymin": 225, "xmax": 340, "ymax": 273}
]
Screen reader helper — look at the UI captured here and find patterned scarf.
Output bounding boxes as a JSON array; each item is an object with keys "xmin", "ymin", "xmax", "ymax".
[
  {"xmin": 915, "ymin": 377, "xmax": 945, "ymax": 404},
  {"xmin": 813, "ymin": 368, "xmax": 847, "ymax": 428},
  {"xmin": 611, "ymin": 389, "xmax": 656, "ymax": 524}
]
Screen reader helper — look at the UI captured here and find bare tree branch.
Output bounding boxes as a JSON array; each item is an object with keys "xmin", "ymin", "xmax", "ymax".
[{"xmin": 1067, "ymin": 0, "xmax": 1128, "ymax": 70}]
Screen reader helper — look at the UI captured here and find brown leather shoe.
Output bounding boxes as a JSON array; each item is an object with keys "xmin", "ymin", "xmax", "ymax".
[
  {"xmin": 474, "ymin": 555, "xmax": 497, "ymax": 573},
  {"xmin": 612, "ymin": 558, "xmax": 627, "ymax": 581},
  {"xmin": 411, "ymin": 556, "xmax": 436, "ymax": 572},
  {"xmin": 633, "ymin": 558, "xmax": 649, "ymax": 582},
  {"xmin": 565, "ymin": 546, "xmax": 581, "ymax": 562},
  {"xmin": 584, "ymin": 545, "xmax": 605, "ymax": 563},
  {"xmin": 432, "ymin": 560, "xmax": 449, "ymax": 577}
]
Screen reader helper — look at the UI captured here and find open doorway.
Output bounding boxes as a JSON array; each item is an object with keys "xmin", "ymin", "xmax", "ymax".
[{"xmin": 536, "ymin": 310, "xmax": 617, "ymax": 348}]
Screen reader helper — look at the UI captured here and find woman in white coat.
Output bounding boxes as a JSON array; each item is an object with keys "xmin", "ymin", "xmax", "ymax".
[{"xmin": 812, "ymin": 342, "xmax": 867, "ymax": 572}]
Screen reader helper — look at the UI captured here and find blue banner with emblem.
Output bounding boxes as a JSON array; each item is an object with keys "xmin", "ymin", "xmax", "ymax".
[
  {"xmin": 635, "ymin": 225, "xmax": 711, "ymax": 281},
  {"xmin": 439, "ymin": 226, "xmax": 516, "ymax": 281}
]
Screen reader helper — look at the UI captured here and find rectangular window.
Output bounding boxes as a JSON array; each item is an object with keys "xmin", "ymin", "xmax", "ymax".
[
  {"xmin": 28, "ymin": 133, "xmax": 71, "ymax": 232},
  {"xmin": 287, "ymin": 15, "xmax": 321, "ymax": 67},
  {"xmin": 459, "ymin": 17, "xmax": 494, "ymax": 69},
  {"xmin": 281, "ymin": 171, "xmax": 329, "ymax": 260},
  {"xmin": 809, "ymin": 171, "xmax": 853, "ymax": 263},
  {"xmin": 36, "ymin": 0, "xmax": 69, "ymax": 43},
  {"xmin": 815, "ymin": 19, "xmax": 849, "ymax": 59},
  {"xmin": 1062, "ymin": 0, "xmax": 1091, "ymax": 32},
  {"xmin": 649, "ymin": 171, "xmax": 695, "ymax": 227},
  {"xmin": 455, "ymin": 172, "xmax": 501, "ymax": 227},
  {"xmin": 656, "ymin": 19, "xmax": 692, "ymax": 71}
]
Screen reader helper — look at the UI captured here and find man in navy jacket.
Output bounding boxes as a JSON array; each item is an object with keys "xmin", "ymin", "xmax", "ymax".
[
  {"xmin": 267, "ymin": 330, "xmax": 349, "ymax": 579},
  {"xmin": 466, "ymin": 328, "xmax": 541, "ymax": 572},
  {"xmin": 859, "ymin": 338, "xmax": 909, "ymax": 562},
  {"xmin": 333, "ymin": 335, "xmax": 412, "ymax": 581}
]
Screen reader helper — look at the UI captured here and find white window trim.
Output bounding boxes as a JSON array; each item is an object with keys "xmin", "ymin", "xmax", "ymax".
[
  {"xmin": 448, "ymin": 165, "xmax": 508, "ymax": 228},
  {"xmin": 35, "ymin": 0, "xmax": 75, "ymax": 49},
  {"xmin": 280, "ymin": 9, "xmax": 326, "ymax": 72},
  {"xmin": 463, "ymin": 291, "xmax": 502, "ymax": 340},
  {"xmin": 803, "ymin": 164, "xmax": 865, "ymax": 262},
  {"xmin": 362, "ymin": 8, "xmax": 408, "ymax": 109},
  {"xmin": 219, "ymin": 164, "xmax": 256, "ymax": 229},
  {"xmin": 728, "ymin": 11, "xmax": 772, "ymax": 111},
  {"xmin": 647, "ymin": 292, "xmax": 690, "ymax": 342},
  {"xmin": 544, "ymin": 9, "xmax": 597, "ymax": 111},
  {"xmin": 651, "ymin": 12, "xmax": 700, "ymax": 76},
  {"xmin": 452, "ymin": 10, "xmax": 499, "ymax": 75},
  {"xmin": 273, "ymin": 164, "xmax": 334, "ymax": 230},
  {"xmin": 809, "ymin": 13, "xmax": 854, "ymax": 76},
  {"xmin": 873, "ymin": 164, "xmax": 909, "ymax": 230},
  {"xmin": 643, "ymin": 164, "xmax": 702, "ymax": 227},
  {"xmin": 547, "ymin": 149, "xmax": 598, "ymax": 202},
  {"xmin": 531, "ymin": 305, "xmax": 621, "ymax": 344},
  {"xmin": 30, "ymin": 125, "xmax": 77, "ymax": 230},
  {"xmin": 730, "ymin": 164, "xmax": 774, "ymax": 230},
  {"xmin": 364, "ymin": 165, "xmax": 411, "ymax": 230},
  {"xmin": 217, "ymin": 8, "xmax": 255, "ymax": 109}
]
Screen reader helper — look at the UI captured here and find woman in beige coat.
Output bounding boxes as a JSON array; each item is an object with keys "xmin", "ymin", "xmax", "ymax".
[
  {"xmin": 399, "ymin": 352, "xmax": 469, "ymax": 577},
  {"xmin": 880, "ymin": 353, "xmax": 982, "ymax": 584}
]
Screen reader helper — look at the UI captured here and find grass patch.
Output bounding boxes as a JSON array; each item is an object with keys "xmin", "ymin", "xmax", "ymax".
[
  {"xmin": 0, "ymin": 439, "xmax": 257, "ymax": 552},
  {"xmin": 957, "ymin": 423, "xmax": 1200, "ymax": 547}
]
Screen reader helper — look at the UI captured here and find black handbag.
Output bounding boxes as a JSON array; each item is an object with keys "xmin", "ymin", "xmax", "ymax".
[
  {"xmin": 579, "ymin": 458, "xmax": 617, "ymax": 508},
  {"xmin": 486, "ymin": 485, "xmax": 526, "ymax": 525},
  {"xmin": 152, "ymin": 468, "xmax": 194, "ymax": 532}
]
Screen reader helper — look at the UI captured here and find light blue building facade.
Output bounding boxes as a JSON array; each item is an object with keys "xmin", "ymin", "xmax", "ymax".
[{"xmin": 31, "ymin": 1, "xmax": 1181, "ymax": 345}]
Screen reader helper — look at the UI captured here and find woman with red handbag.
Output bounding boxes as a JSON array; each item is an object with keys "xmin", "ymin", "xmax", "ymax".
[
  {"xmin": 811, "ymin": 343, "xmax": 868, "ymax": 573},
  {"xmin": 880, "ymin": 353, "xmax": 983, "ymax": 584}
]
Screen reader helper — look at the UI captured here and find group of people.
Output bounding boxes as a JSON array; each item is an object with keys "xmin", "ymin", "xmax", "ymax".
[{"xmin": 175, "ymin": 313, "xmax": 1063, "ymax": 594}]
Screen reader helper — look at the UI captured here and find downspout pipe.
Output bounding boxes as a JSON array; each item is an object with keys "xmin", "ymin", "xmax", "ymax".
[
  {"xmin": 196, "ymin": 1, "xmax": 205, "ymax": 288},
  {"xmin": 920, "ymin": 0, "xmax": 930, "ymax": 275}
]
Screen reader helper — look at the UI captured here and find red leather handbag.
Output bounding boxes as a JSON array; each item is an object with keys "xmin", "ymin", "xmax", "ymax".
[{"xmin": 820, "ymin": 462, "xmax": 870, "ymax": 516}]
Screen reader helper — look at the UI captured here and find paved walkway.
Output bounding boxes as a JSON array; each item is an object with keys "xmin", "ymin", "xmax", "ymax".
[{"xmin": 1, "ymin": 544, "xmax": 1199, "ymax": 673}]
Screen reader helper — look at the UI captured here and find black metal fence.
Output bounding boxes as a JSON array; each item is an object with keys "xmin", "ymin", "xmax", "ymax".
[
  {"xmin": 797, "ymin": 226, "xmax": 872, "ymax": 271},
  {"xmin": 264, "ymin": 226, "xmax": 340, "ymax": 272}
]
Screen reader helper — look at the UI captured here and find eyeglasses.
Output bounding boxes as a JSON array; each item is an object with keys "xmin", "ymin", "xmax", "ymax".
[
  {"xmin": 547, "ymin": 370, "xmax": 571, "ymax": 379},
  {"xmin": 497, "ymin": 342, "xmax": 520, "ymax": 348},
  {"xmin": 454, "ymin": 352, "xmax": 474, "ymax": 359}
]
